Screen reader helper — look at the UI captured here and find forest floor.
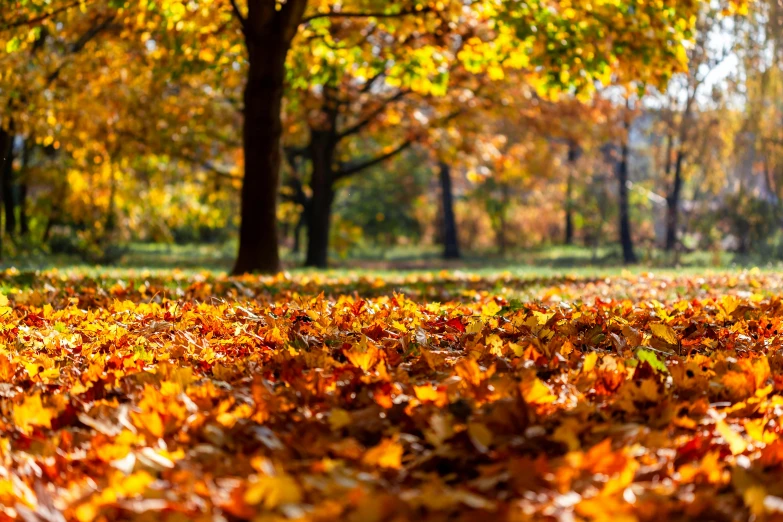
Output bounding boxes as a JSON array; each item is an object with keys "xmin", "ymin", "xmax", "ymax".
[{"xmin": 1, "ymin": 266, "xmax": 782, "ymax": 520}]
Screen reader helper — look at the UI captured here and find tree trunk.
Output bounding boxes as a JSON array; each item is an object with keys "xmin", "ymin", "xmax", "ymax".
[
  {"xmin": 19, "ymin": 183, "xmax": 28, "ymax": 236},
  {"xmin": 43, "ymin": 208, "xmax": 56, "ymax": 243},
  {"xmin": 305, "ymin": 130, "xmax": 336, "ymax": 268},
  {"xmin": 564, "ymin": 173, "xmax": 574, "ymax": 245},
  {"xmin": 292, "ymin": 206, "xmax": 306, "ymax": 255},
  {"xmin": 439, "ymin": 162, "xmax": 460, "ymax": 259},
  {"xmin": 105, "ymin": 166, "xmax": 117, "ymax": 234},
  {"xmin": 665, "ymin": 150, "xmax": 684, "ymax": 251},
  {"xmin": 232, "ymin": 37, "xmax": 286, "ymax": 274},
  {"xmin": 231, "ymin": 1, "xmax": 308, "ymax": 275},
  {"xmin": 661, "ymin": 131, "xmax": 675, "ymax": 251},
  {"xmin": 0, "ymin": 131, "xmax": 14, "ymax": 238},
  {"xmin": 617, "ymin": 141, "xmax": 637, "ymax": 264},
  {"xmin": 304, "ymin": 186, "xmax": 333, "ymax": 268}
]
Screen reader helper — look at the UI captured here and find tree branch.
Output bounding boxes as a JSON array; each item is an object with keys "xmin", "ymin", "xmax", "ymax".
[
  {"xmin": 361, "ymin": 69, "xmax": 387, "ymax": 93},
  {"xmin": 281, "ymin": 177, "xmax": 309, "ymax": 206},
  {"xmin": 47, "ymin": 14, "xmax": 117, "ymax": 84},
  {"xmin": 197, "ymin": 159, "xmax": 242, "ymax": 181},
  {"xmin": 171, "ymin": 148, "xmax": 242, "ymax": 180},
  {"xmin": 334, "ymin": 106, "xmax": 462, "ymax": 180},
  {"xmin": 1, "ymin": 0, "xmax": 87, "ymax": 30},
  {"xmin": 301, "ymin": 7, "xmax": 429, "ymax": 25},
  {"xmin": 337, "ymin": 89, "xmax": 409, "ymax": 141},
  {"xmin": 279, "ymin": 0, "xmax": 309, "ymax": 42},
  {"xmin": 334, "ymin": 139, "xmax": 413, "ymax": 180},
  {"xmin": 117, "ymin": 129, "xmax": 242, "ymax": 181},
  {"xmin": 284, "ymin": 145, "xmax": 309, "ymax": 163},
  {"xmin": 228, "ymin": 0, "xmax": 248, "ymax": 34}
]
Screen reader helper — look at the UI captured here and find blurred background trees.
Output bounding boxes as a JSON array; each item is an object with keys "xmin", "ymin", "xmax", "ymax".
[{"xmin": 2, "ymin": 0, "xmax": 781, "ymax": 272}]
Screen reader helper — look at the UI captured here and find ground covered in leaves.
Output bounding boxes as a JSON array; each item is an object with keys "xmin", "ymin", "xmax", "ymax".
[{"xmin": 2, "ymin": 268, "xmax": 783, "ymax": 521}]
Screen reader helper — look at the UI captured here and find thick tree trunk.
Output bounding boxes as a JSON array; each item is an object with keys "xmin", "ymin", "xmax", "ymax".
[
  {"xmin": 232, "ymin": 37, "xmax": 286, "ymax": 274},
  {"xmin": 617, "ymin": 141, "xmax": 637, "ymax": 264},
  {"xmin": 439, "ymin": 162, "xmax": 460, "ymax": 259},
  {"xmin": 665, "ymin": 150, "xmax": 684, "ymax": 251},
  {"xmin": 232, "ymin": 1, "xmax": 308, "ymax": 274},
  {"xmin": 305, "ymin": 130, "xmax": 336, "ymax": 268}
]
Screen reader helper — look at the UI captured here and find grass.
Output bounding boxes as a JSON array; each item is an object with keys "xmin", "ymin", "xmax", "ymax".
[{"xmin": 0, "ymin": 241, "xmax": 781, "ymax": 280}]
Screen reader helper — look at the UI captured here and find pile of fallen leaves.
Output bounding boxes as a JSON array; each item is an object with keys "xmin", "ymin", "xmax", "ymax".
[{"xmin": 2, "ymin": 268, "xmax": 783, "ymax": 521}]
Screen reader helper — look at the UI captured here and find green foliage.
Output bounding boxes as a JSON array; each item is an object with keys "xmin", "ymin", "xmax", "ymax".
[
  {"xmin": 636, "ymin": 347, "xmax": 669, "ymax": 373},
  {"xmin": 715, "ymin": 192, "xmax": 781, "ymax": 254},
  {"xmin": 335, "ymin": 152, "xmax": 430, "ymax": 247}
]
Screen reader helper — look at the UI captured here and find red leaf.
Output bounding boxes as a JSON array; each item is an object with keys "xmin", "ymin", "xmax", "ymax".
[{"xmin": 446, "ymin": 318, "xmax": 465, "ymax": 333}]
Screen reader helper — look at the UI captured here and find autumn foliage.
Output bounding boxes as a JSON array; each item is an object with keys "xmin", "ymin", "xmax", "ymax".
[{"xmin": 0, "ymin": 269, "xmax": 781, "ymax": 520}]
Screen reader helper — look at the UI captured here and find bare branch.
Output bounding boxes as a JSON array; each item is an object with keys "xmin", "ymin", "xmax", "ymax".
[{"xmin": 334, "ymin": 139, "xmax": 413, "ymax": 180}]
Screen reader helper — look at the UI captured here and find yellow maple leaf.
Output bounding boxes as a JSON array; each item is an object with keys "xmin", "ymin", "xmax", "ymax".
[
  {"xmin": 467, "ymin": 422, "xmax": 494, "ymax": 453},
  {"xmin": 744, "ymin": 418, "xmax": 777, "ymax": 444},
  {"xmin": 520, "ymin": 377, "xmax": 557, "ymax": 405},
  {"xmin": 481, "ymin": 301, "xmax": 501, "ymax": 317},
  {"xmin": 244, "ymin": 474, "xmax": 302, "ymax": 509},
  {"xmin": 0, "ymin": 353, "xmax": 15, "ymax": 382},
  {"xmin": 329, "ymin": 408, "xmax": 352, "ymax": 431},
  {"xmin": 344, "ymin": 339, "xmax": 381, "ymax": 372},
  {"xmin": 650, "ymin": 323, "xmax": 677, "ymax": 345},
  {"xmin": 362, "ymin": 437, "xmax": 404, "ymax": 469},
  {"xmin": 413, "ymin": 384, "xmax": 439, "ymax": 403},
  {"xmin": 583, "ymin": 351, "xmax": 598, "ymax": 373},
  {"xmin": 714, "ymin": 416, "xmax": 748, "ymax": 455},
  {"xmin": 13, "ymin": 393, "xmax": 55, "ymax": 434}
]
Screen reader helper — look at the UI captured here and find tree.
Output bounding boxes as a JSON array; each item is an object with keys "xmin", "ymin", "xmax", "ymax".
[
  {"xmin": 735, "ymin": 0, "xmax": 782, "ymax": 208},
  {"xmin": 438, "ymin": 162, "xmax": 460, "ymax": 259},
  {"xmin": 227, "ymin": 0, "xmax": 307, "ymax": 274},
  {"xmin": 1, "ymin": 2, "xmax": 241, "ymax": 255},
  {"xmin": 652, "ymin": 8, "xmax": 732, "ymax": 251},
  {"xmin": 513, "ymin": 97, "xmax": 609, "ymax": 245},
  {"xmin": 2, "ymin": 0, "xmax": 743, "ymax": 272},
  {"xmin": 251, "ymin": 0, "xmax": 717, "ymax": 271},
  {"xmin": 616, "ymin": 111, "xmax": 637, "ymax": 264},
  {"xmin": 279, "ymin": 4, "xmax": 481, "ymax": 267}
]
